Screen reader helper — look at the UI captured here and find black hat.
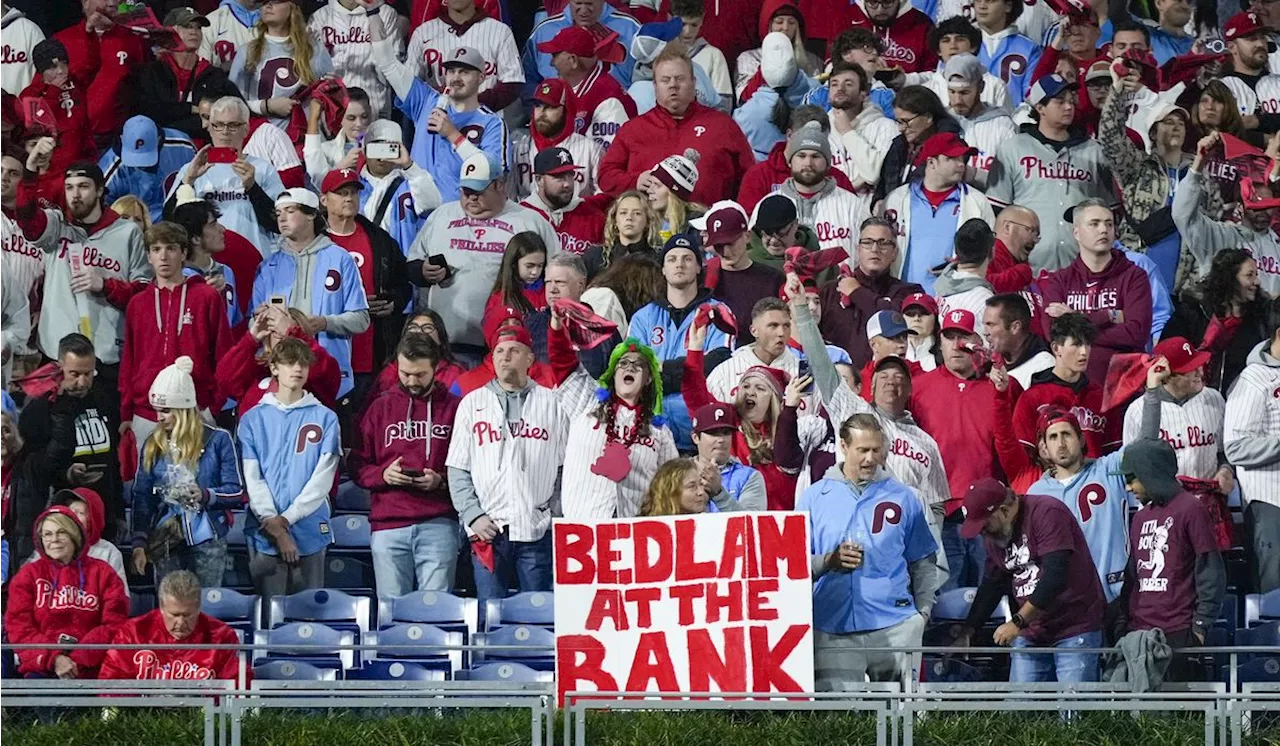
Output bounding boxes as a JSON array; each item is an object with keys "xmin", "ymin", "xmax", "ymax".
[
  {"xmin": 533, "ymin": 146, "xmax": 580, "ymax": 176},
  {"xmin": 64, "ymin": 161, "xmax": 106, "ymax": 188},
  {"xmin": 33, "ymin": 39, "xmax": 69, "ymax": 75},
  {"xmin": 661, "ymin": 232, "xmax": 703, "ymax": 268},
  {"xmin": 752, "ymin": 193, "xmax": 798, "ymax": 234}
]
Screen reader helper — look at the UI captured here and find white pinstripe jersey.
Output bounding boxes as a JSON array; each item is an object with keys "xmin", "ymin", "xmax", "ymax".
[
  {"xmin": 1224, "ymin": 354, "xmax": 1280, "ymax": 509},
  {"xmin": 1221, "ymin": 74, "xmax": 1280, "ymax": 120},
  {"xmin": 1123, "ymin": 388, "xmax": 1225, "ymax": 481},
  {"xmin": 308, "ymin": 2, "xmax": 408, "ymax": 118},
  {"xmin": 2, "ymin": 213, "xmax": 44, "ymax": 354},
  {"xmin": 406, "ymin": 16, "xmax": 523, "ymax": 93},
  {"xmin": 245, "ymin": 121, "xmax": 303, "ymax": 171},
  {"xmin": 198, "ymin": 5, "xmax": 257, "ymax": 70},
  {"xmin": 508, "ymin": 129, "xmax": 602, "ymax": 201},
  {"xmin": 560, "ymin": 405, "xmax": 679, "ymax": 520}
]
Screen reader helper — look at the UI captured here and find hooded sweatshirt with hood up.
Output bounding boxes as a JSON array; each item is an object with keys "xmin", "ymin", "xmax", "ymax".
[
  {"xmin": 32, "ymin": 488, "xmax": 129, "ymax": 590},
  {"xmin": 735, "ymin": 0, "xmax": 822, "ymax": 100},
  {"xmin": 509, "ymin": 86, "xmax": 604, "ymax": 201},
  {"xmin": 252, "ymin": 234, "xmax": 371, "ymax": 398},
  {"xmin": 5, "ymin": 505, "xmax": 129, "ymax": 675},
  {"xmin": 802, "ymin": 0, "xmax": 937, "ymax": 72}
]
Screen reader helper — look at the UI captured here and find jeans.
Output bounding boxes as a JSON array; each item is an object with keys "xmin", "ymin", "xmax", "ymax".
[
  {"xmin": 471, "ymin": 528, "xmax": 552, "ymax": 601},
  {"xmin": 1010, "ymin": 630, "xmax": 1103, "ymax": 683},
  {"xmin": 940, "ymin": 518, "xmax": 986, "ymax": 592},
  {"xmin": 371, "ymin": 518, "xmax": 461, "ymax": 598},
  {"xmin": 152, "ymin": 538, "xmax": 227, "ymax": 589}
]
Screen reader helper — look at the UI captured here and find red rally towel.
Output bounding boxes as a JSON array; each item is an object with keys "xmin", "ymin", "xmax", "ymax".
[
  {"xmin": 551, "ymin": 298, "xmax": 619, "ymax": 350},
  {"xmin": 693, "ymin": 302, "xmax": 739, "ymax": 337},
  {"xmin": 119, "ymin": 429, "xmax": 138, "ymax": 484},
  {"xmin": 1100, "ymin": 352, "xmax": 1155, "ymax": 412},
  {"xmin": 783, "ymin": 245, "xmax": 848, "ymax": 285},
  {"xmin": 1178, "ymin": 477, "xmax": 1235, "ymax": 551},
  {"xmin": 470, "ymin": 536, "xmax": 496, "ymax": 573}
]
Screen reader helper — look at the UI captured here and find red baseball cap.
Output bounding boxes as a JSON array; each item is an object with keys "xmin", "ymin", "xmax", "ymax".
[
  {"xmin": 700, "ymin": 202, "xmax": 750, "ymax": 246},
  {"xmin": 490, "ymin": 323, "xmax": 533, "ymax": 351},
  {"xmin": 533, "ymin": 79, "xmax": 571, "ymax": 108},
  {"xmin": 1036, "ymin": 406, "xmax": 1081, "ymax": 440},
  {"xmin": 692, "ymin": 403, "xmax": 739, "ymax": 433},
  {"xmin": 913, "ymin": 132, "xmax": 978, "ymax": 167},
  {"xmin": 483, "ymin": 306, "xmax": 522, "ymax": 348},
  {"xmin": 537, "ymin": 26, "xmax": 596, "ymax": 57},
  {"xmin": 321, "ymin": 167, "xmax": 363, "ymax": 194},
  {"xmin": 901, "ymin": 292, "xmax": 938, "ymax": 315},
  {"xmin": 939, "ymin": 308, "xmax": 977, "ymax": 335},
  {"xmin": 960, "ymin": 478, "xmax": 1012, "ymax": 539},
  {"xmin": 1153, "ymin": 336, "xmax": 1212, "ymax": 374},
  {"xmin": 1224, "ymin": 11, "xmax": 1273, "ymax": 43}
]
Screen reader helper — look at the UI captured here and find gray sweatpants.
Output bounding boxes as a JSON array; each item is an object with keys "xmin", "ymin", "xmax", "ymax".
[
  {"xmin": 814, "ymin": 613, "xmax": 926, "ymax": 691},
  {"xmin": 248, "ymin": 545, "xmax": 327, "ymax": 599}
]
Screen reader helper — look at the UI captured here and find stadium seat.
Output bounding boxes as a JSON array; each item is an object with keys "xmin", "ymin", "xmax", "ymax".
[
  {"xmin": 224, "ymin": 550, "xmax": 252, "ymax": 588},
  {"xmin": 253, "ymin": 622, "xmax": 356, "ymax": 670},
  {"xmin": 455, "ymin": 662, "xmax": 554, "ymax": 683},
  {"xmin": 225, "ymin": 511, "xmax": 247, "ymax": 546},
  {"xmin": 362, "ymin": 624, "xmax": 463, "ymax": 675},
  {"xmin": 923, "ymin": 587, "xmax": 1009, "ymax": 647},
  {"xmin": 324, "ymin": 556, "xmax": 373, "ymax": 591},
  {"xmin": 253, "ymin": 660, "xmax": 337, "ymax": 681},
  {"xmin": 269, "ymin": 588, "xmax": 372, "ymax": 637},
  {"xmin": 201, "ymin": 588, "xmax": 261, "ymax": 637},
  {"xmin": 331, "ymin": 514, "xmax": 372, "ymax": 550},
  {"xmin": 1244, "ymin": 590, "xmax": 1280, "ymax": 628},
  {"xmin": 483, "ymin": 591, "xmax": 554, "ymax": 631},
  {"xmin": 1238, "ymin": 620, "xmax": 1280, "ymax": 652},
  {"xmin": 334, "ymin": 480, "xmax": 371, "ymax": 513},
  {"xmin": 922, "ymin": 655, "xmax": 984, "ymax": 683},
  {"xmin": 1237, "ymin": 656, "xmax": 1280, "ymax": 684},
  {"xmin": 472, "ymin": 625, "xmax": 556, "ymax": 671},
  {"xmin": 1217, "ymin": 592, "xmax": 1239, "ymax": 638},
  {"xmin": 346, "ymin": 660, "xmax": 446, "ymax": 681},
  {"xmin": 131, "ymin": 592, "xmax": 156, "ymax": 617},
  {"xmin": 378, "ymin": 591, "xmax": 479, "ymax": 640}
]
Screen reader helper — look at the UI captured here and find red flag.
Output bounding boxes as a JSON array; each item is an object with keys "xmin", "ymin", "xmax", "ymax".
[
  {"xmin": 1161, "ymin": 53, "xmax": 1227, "ymax": 89},
  {"xmin": 1100, "ymin": 352, "xmax": 1155, "ymax": 411},
  {"xmin": 21, "ymin": 96, "xmax": 57, "ymax": 135},
  {"xmin": 1200, "ymin": 314, "xmax": 1242, "ymax": 354}
]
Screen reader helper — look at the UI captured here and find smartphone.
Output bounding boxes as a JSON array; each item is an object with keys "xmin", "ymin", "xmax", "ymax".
[
  {"xmin": 797, "ymin": 358, "xmax": 813, "ymax": 394},
  {"xmin": 428, "ymin": 255, "xmax": 448, "ymax": 268},
  {"xmin": 366, "ymin": 142, "xmax": 401, "ymax": 160},
  {"xmin": 401, "ymin": 469, "xmax": 425, "ymax": 479},
  {"xmin": 208, "ymin": 147, "xmax": 238, "ymax": 164},
  {"xmin": 86, "ymin": 463, "xmax": 108, "ymax": 472},
  {"xmin": 269, "ymin": 295, "xmax": 287, "ymax": 307},
  {"xmin": 873, "ymin": 67, "xmax": 902, "ymax": 83}
]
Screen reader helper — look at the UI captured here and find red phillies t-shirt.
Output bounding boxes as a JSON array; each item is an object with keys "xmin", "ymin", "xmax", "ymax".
[
  {"xmin": 328, "ymin": 225, "xmax": 376, "ymax": 374},
  {"xmin": 1127, "ymin": 491, "xmax": 1219, "ymax": 635},
  {"xmin": 983, "ymin": 495, "xmax": 1106, "ymax": 645}
]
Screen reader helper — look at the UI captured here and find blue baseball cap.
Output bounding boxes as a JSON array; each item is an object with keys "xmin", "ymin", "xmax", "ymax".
[
  {"xmin": 1028, "ymin": 74, "xmax": 1078, "ymax": 107},
  {"xmin": 865, "ymin": 310, "xmax": 913, "ymax": 340},
  {"xmin": 122, "ymin": 116, "xmax": 160, "ymax": 168},
  {"xmin": 459, "ymin": 152, "xmax": 502, "ymax": 192}
]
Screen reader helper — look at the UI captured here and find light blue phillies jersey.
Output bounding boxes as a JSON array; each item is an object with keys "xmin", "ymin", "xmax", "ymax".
[{"xmin": 395, "ymin": 78, "xmax": 509, "ymax": 201}]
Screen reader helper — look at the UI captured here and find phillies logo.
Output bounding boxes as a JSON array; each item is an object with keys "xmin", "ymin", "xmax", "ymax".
[
  {"xmin": 295, "ymin": 424, "xmax": 324, "ymax": 453},
  {"xmin": 133, "ymin": 651, "xmax": 215, "ymax": 680},
  {"xmin": 1018, "ymin": 156, "xmax": 1092, "ymax": 182},
  {"xmin": 34, "ymin": 579, "xmax": 100, "ymax": 611},
  {"xmin": 214, "ymin": 40, "xmax": 235, "ymax": 63},
  {"xmin": 472, "ymin": 419, "xmax": 550, "ymax": 446},
  {"xmin": 871, "ymin": 502, "xmax": 901, "ymax": 533},
  {"xmin": 324, "ymin": 268, "xmax": 342, "ymax": 291},
  {"xmin": 347, "ymin": 251, "xmax": 365, "ymax": 268},
  {"xmin": 321, "ymin": 25, "xmax": 372, "ymax": 53},
  {"xmin": 1070, "ymin": 405, "xmax": 1106, "ymax": 433},
  {"xmin": 223, "ymin": 285, "xmax": 235, "ymax": 305},
  {"xmin": 882, "ymin": 36, "xmax": 917, "ymax": 65},
  {"xmin": 693, "ymin": 126, "xmax": 706, "ymax": 137},
  {"xmin": 711, "ymin": 218, "xmax": 722, "ymax": 231},
  {"xmin": 423, "ymin": 48, "xmax": 497, "ymax": 79},
  {"xmin": 81, "ymin": 244, "xmax": 124, "ymax": 273},
  {"xmin": 116, "ymin": 50, "xmax": 128, "ymax": 65},
  {"xmin": 135, "ymin": 138, "xmax": 145, "ymax": 151},
  {"xmin": 1077, "ymin": 483, "xmax": 1107, "ymax": 523},
  {"xmin": 459, "ymin": 124, "xmax": 485, "ymax": 145},
  {"xmin": 949, "ymin": 311, "xmax": 964, "ymax": 324},
  {"xmin": 1182, "ymin": 342, "xmax": 1193, "ymax": 357},
  {"xmin": 474, "ymin": 228, "xmax": 487, "ymax": 241},
  {"xmin": 383, "ymin": 421, "xmax": 451, "ymax": 448},
  {"xmin": 814, "ymin": 221, "xmax": 851, "ymax": 245}
]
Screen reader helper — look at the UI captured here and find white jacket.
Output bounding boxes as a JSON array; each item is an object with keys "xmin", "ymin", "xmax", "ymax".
[
  {"xmin": 829, "ymin": 106, "xmax": 898, "ymax": 188},
  {"xmin": 1, "ymin": 7, "xmax": 43, "ymax": 95},
  {"xmin": 509, "ymin": 128, "xmax": 602, "ymax": 201},
  {"xmin": 303, "ymin": 130, "xmax": 358, "ymax": 188},
  {"xmin": 883, "ymin": 182, "xmax": 996, "ymax": 277},
  {"xmin": 952, "ymin": 105, "xmax": 1018, "ymax": 190}
]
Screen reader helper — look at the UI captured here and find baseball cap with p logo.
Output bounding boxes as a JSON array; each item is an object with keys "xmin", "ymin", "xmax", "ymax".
[{"xmin": 459, "ymin": 152, "xmax": 502, "ymax": 192}]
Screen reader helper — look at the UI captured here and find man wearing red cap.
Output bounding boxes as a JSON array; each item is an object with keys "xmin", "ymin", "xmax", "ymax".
[
  {"xmin": 510, "ymin": 79, "xmax": 603, "ymax": 200},
  {"xmin": 519, "ymin": 147, "xmax": 607, "ymax": 255},
  {"xmin": 321, "ymin": 167, "xmax": 411, "ymax": 410},
  {"xmin": 953, "ymin": 478, "xmax": 1108, "ymax": 684},
  {"xmin": 1221, "ymin": 12, "xmax": 1280, "ymax": 133},
  {"xmin": 598, "ymin": 43, "xmax": 755, "ymax": 205},
  {"xmin": 882, "ymin": 131, "xmax": 994, "ymax": 294},
  {"xmin": 524, "ymin": 0, "xmax": 641, "ymax": 94},
  {"xmin": 911, "ymin": 307, "xmax": 1013, "ymax": 591},
  {"xmin": 534, "ymin": 26, "xmax": 638, "ymax": 153},
  {"xmin": 406, "ymin": 0, "xmax": 524, "ymax": 113},
  {"xmin": 451, "ymin": 307, "xmax": 557, "ymax": 396}
]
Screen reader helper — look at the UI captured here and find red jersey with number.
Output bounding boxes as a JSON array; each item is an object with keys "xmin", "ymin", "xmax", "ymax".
[{"xmin": 329, "ymin": 225, "xmax": 376, "ymax": 374}]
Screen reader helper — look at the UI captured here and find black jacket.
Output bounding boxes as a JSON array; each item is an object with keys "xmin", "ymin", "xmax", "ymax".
[
  {"xmin": 137, "ymin": 60, "xmax": 232, "ymax": 141},
  {"xmin": 874, "ymin": 115, "xmax": 963, "ymax": 204},
  {"xmin": 2, "ymin": 448, "xmax": 55, "ymax": 580},
  {"xmin": 1162, "ymin": 292, "xmax": 1269, "ymax": 393},
  {"xmin": 583, "ymin": 240, "xmax": 659, "ymax": 280},
  {"xmin": 350, "ymin": 215, "xmax": 412, "ymax": 369}
]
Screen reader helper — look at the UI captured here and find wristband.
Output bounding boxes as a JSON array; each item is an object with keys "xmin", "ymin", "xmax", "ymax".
[{"xmin": 1011, "ymin": 612, "xmax": 1028, "ymax": 629}]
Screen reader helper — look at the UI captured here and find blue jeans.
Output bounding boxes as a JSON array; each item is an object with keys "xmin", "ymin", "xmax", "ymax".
[
  {"xmin": 1010, "ymin": 630, "xmax": 1103, "ymax": 683},
  {"xmin": 471, "ymin": 528, "xmax": 552, "ymax": 601},
  {"xmin": 370, "ymin": 517, "xmax": 461, "ymax": 598},
  {"xmin": 940, "ymin": 519, "xmax": 986, "ymax": 592}
]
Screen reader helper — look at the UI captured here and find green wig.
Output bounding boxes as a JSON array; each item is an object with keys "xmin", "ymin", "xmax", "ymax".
[{"xmin": 596, "ymin": 337, "xmax": 665, "ymax": 422}]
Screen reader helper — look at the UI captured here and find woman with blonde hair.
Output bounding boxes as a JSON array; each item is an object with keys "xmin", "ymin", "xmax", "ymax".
[
  {"xmin": 130, "ymin": 357, "xmax": 243, "ymax": 588},
  {"xmin": 646, "ymin": 150, "xmax": 704, "ymax": 244},
  {"xmin": 229, "ymin": 0, "xmax": 333, "ymax": 129},
  {"xmin": 640, "ymin": 458, "xmax": 709, "ymax": 516},
  {"xmin": 112, "ymin": 195, "xmax": 152, "ymax": 232},
  {"xmin": 585, "ymin": 190, "xmax": 662, "ymax": 279}
]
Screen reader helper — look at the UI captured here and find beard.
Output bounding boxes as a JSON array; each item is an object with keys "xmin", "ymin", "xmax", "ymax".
[
  {"xmin": 544, "ymin": 188, "xmax": 573, "ymax": 210},
  {"xmin": 534, "ymin": 113, "xmax": 566, "ymax": 138},
  {"xmin": 793, "ymin": 167, "xmax": 825, "ymax": 188}
]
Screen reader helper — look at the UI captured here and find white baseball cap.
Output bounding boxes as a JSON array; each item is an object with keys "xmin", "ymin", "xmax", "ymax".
[
  {"xmin": 366, "ymin": 119, "xmax": 403, "ymax": 144},
  {"xmin": 275, "ymin": 188, "xmax": 320, "ymax": 210}
]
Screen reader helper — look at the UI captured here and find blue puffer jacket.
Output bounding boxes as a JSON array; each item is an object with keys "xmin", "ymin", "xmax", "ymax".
[{"xmin": 131, "ymin": 424, "xmax": 245, "ymax": 549}]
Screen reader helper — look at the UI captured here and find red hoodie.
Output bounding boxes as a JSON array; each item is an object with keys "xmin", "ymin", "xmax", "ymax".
[
  {"xmin": 79, "ymin": 610, "xmax": 241, "ymax": 681},
  {"xmin": 599, "ymin": 101, "xmax": 756, "ymax": 206},
  {"xmin": 738, "ymin": 140, "xmax": 858, "ymax": 213},
  {"xmin": 1012, "ymin": 368, "xmax": 1122, "ymax": 459},
  {"xmin": 119, "ymin": 274, "xmax": 234, "ymax": 423},
  {"xmin": 216, "ymin": 327, "xmax": 342, "ymax": 417},
  {"xmin": 987, "ymin": 239, "xmax": 1034, "ymax": 293},
  {"xmin": 351, "ymin": 381, "xmax": 461, "ymax": 532},
  {"xmin": 1038, "ymin": 249, "xmax": 1153, "ymax": 384},
  {"xmin": 53, "ymin": 22, "xmax": 149, "ymax": 145},
  {"xmin": 4, "ymin": 506, "xmax": 129, "ymax": 675},
  {"xmin": 801, "ymin": 0, "xmax": 937, "ymax": 73}
]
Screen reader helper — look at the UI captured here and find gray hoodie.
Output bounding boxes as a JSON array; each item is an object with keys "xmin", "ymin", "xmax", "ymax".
[{"xmin": 277, "ymin": 233, "xmax": 371, "ymax": 339}]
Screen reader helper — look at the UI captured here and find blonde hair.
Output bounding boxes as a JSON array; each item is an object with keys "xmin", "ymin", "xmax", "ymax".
[
  {"xmin": 736, "ymin": 385, "xmax": 781, "ymax": 465},
  {"xmin": 640, "ymin": 458, "xmax": 699, "ymax": 517},
  {"xmin": 245, "ymin": 4, "xmax": 318, "ymax": 92},
  {"xmin": 142, "ymin": 408, "xmax": 205, "ymax": 471},
  {"xmin": 112, "ymin": 196, "xmax": 151, "ymax": 231},
  {"xmin": 603, "ymin": 190, "xmax": 662, "ymax": 262},
  {"xmin": 41, "ymin": 512, "xmax": 84, "ymax": 555}
]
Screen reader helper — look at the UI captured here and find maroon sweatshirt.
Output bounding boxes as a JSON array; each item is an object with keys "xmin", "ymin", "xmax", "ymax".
[
  {"xmin": 350, "ymin": 381, "xmax": 460, "ymax": 532},
  {"xmin": 817, "ymin": 269, "xmax": 923, "ymax": 369},
  {"xmin": 1038, "ymin": 249, "xmax": 1152, "ymax": 384}
]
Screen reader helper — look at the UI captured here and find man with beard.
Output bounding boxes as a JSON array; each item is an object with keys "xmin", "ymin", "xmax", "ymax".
[
  {"xmin": 804, "ymin": 0, "xmax": 938, "ymax": 74},
  {"xmin": 1174, "ymin": 132, "xmax": 1280, "ymax": 299},
  {"xmin": 823, "ymin": 61, "xmax": 898, "ymax": 191},
  {"xmin": 738, "ymin": 106, "xmax": 859, "ymax": 213},
  {"xmin": 510, "ymin": 79, "xmax": 603, "ymax": 200},
  {"xmin": 630, "ymin": 233, "xmax": 734, "ymax": 450},
  {"xmin": 983, "ymin": 293, "xmax": 1052, "ymax": 389},
  {"xmin": 699, "ymin": 201, "xmax": 786, "ymax": 346},
  {"xmin": 988, "ymin": 205, "xmax": 1039, "ymax": 293},
  {"xmin": 882, "ymin": 132, "xmax": 994, "ymax": 293},
  {"xmin": 535, "ymin": 25, "xmax": 638, "ymax": 153},
  {"xmin": 691, "ymin": 403, "xmax": 768, "ymax": 512},
  {"xmin": 358, "ymin": 120, "xmax": 442, "ymax": 257},
  {"xmin": 775, "ymin": 122, "xmax": 870, "ymax": 256},
  {"xmin": 747, "ymin": 194, "xmax": 828, "ymax": 279},
  {"xmin": 406, "ymin": 0, "xmax": 523, "ymax": 112},
  {"xmin": 940, "ymin": 53, "xmax": 1016, "ymax": 189},
  {"xmin": 1, "ymin": 148, "xmax": 42, "ymax": 371},
  {"xmin": 953, "ymin": 478, "xmax": 1108, "ymax": 683},
  {"xmin": 18, "ymin": 163, "xmax": 148, "ymax": 388},
  {"xmin": 351, "ymin": 333, "xmax": 463, "ymax": 595},
  {"xmin": 19, "ymin": 334, "xmax": 125, "ymax": 541},
  {"xmin": 1219, "ymin": 12, "xmax": 1280, "ymax": 134},
  {"xmin": 519, "ymin": 147, "xmax": 606, "ymax": 255},
  {"xmin": 707, "ymin": 297, "xmax": 802, "ymax": 404}
]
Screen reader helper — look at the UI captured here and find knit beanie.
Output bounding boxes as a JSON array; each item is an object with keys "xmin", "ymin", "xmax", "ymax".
[
  {"xmin": 33, "ymin": 39, "xmax": 69, "ymax": 75},
  {"xmin": 661, "ymin": 231, "xmax": 703, "ymax": 268},
  {"xmin": 653, "ymin": 148, "xmax": 701, "ymax": 201},
  {"xmin": 739, "ymin": 365, "xmax": 789, "ymax": 400},
  {"xmin": 786, "ymin": 121, "xmax": 830, "ymax": 163},
  {"xmin": 149, "ymin": 356, "xmax": 198, "ymax": 410},
  {"xmin": 761, "ymin": 31, "xmax": 798, "ymax": 89}
]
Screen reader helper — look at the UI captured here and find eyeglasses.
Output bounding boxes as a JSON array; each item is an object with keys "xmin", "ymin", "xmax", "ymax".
[
  {"xmin": 208, "ymin": 121, "xmax": 246, "ymax": 132},
  {"xmin": 865, "ymin": 0, "xmax": 897, "ymax": 8},
  {"xmin": 1006, "ymin": 221, "xmax": 1040, "ymax": 236},
  {"xmin": 616, "ymin": 359, "xmax": 647, "ymax": 373},
  {"xmin": 858, "ymin": 238, "xmax": 896, "ymax": 251},
  {"xmin": 896, "ymin": 112, "xmax": 924, "ymax": 129},
  {"xmin": 406, "ymin": 324, "xmax": 437, "ymax": 336}
]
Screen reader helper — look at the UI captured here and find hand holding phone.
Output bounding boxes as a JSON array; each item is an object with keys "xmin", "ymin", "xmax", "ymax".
[
  {"xmin": 366, "ymin": 142, "xmax": 401, "ymax": 160},
  {"xmin": 208, "ymin": 147, "xmax": 238, "ymax": 164}
]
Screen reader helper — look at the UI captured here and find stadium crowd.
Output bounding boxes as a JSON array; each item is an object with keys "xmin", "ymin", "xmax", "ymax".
[{"xmin": 0, "ymin": 0, "xmax": 1279, "ymax": 692}]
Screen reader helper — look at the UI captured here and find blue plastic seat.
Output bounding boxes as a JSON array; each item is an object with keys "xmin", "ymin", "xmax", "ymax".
[
  {"xmin": 483, "ymin": 591, "xmax": 554, "ymax": 632},
  {"xmin": 1244, "ymin": 590, "xmax": 1280, "ymax": 628},
  {"xmin": 472, "ymin": 625, "xmax": 556, "ymax": 671},
  {"xmin": 253, "ymin": 660, "xmax": 337, "ymax": 681},
  {"xmin": 1237, "ymin": 656, "xmax": 1280, "ymax": 684},
  {"xmin": 324, "ymin": 556, "xmax": 373, "ymax": 590},
  {"xmin": 923, "ymin": 587, "xmax": 1009, "ymax": 647},
  {"xmin": 378, "ymin": 591, "xmax": 478, "ymax": 641},
  {"xmin": 1238, "ymin": 620, "xmax": 1280, "ymax": 650},
  {"xmin": 330, "ymin": 514, "xmax": 372, "ymax": 550},
  {"xmin": 333, "ymin": 480, "xmax": 372, "ymax": 513},
  {"xmin": 253, "ymin": 622, "xmax": 355, "ymax": 670},
  {"xmin": 455, "ymin": 662, "xmax": 554, "ymax": 683},
  {"xmin": 347, "ymin": 660, "xmax": 446, "ymax": 681},
  {"xmin": 362, "ymin": 624, "xmax": 462, "ymax": 675},
  {"xmin": 201, "ymin": 588, "xmax": 261, "ymax": 637},
  {"xmin": 269, "ymin": 589, "xmax": 372, "ymax": 637}
]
